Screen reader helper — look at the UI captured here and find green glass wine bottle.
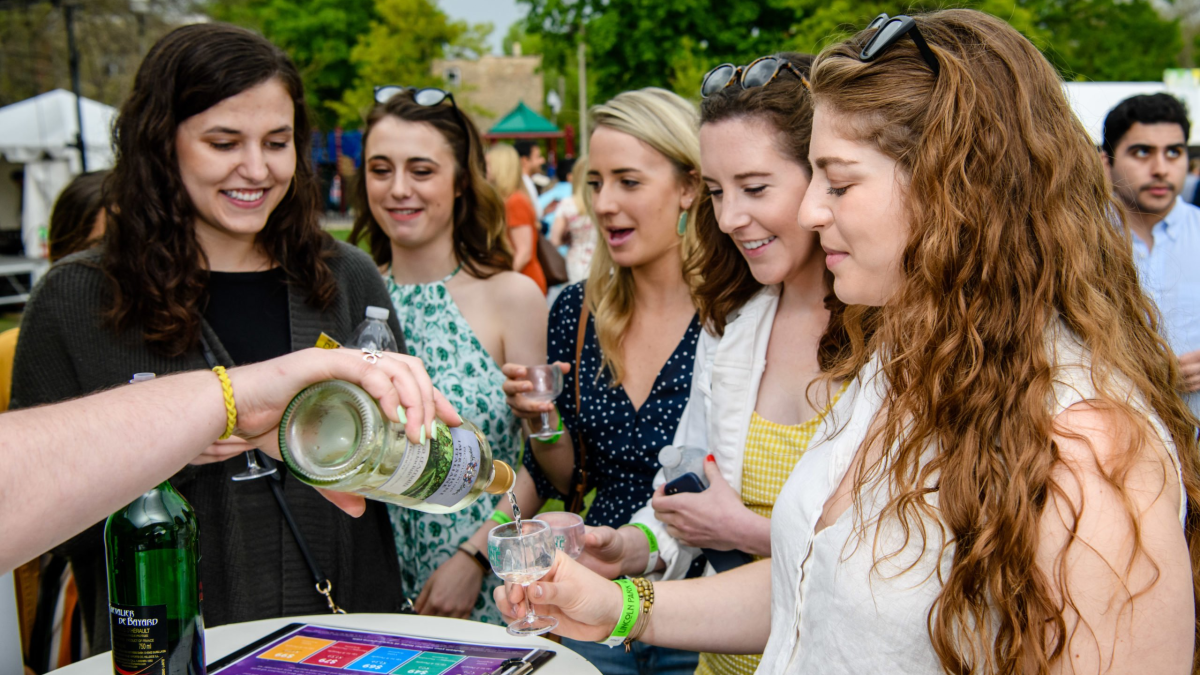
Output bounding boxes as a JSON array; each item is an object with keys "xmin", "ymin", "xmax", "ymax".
[{"xmin": 104, "ymin": 374, "xmax": 205, "ymax": 675}]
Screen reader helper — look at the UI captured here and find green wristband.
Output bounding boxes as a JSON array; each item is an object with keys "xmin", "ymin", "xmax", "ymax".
[
  {"xmin": 489, "ymin": 510, "xmax": 514, "ymax": 525},
  {"xmin": 532, "ymin": 411, "xmax": 564, "ymax": 444},
  {"xmin": 600, "ymin": 579, "xmax": 641, "ymax": 647},
  {"xmin": 625, "ymin": 523, "xmax": 659, "ymax": 575}
]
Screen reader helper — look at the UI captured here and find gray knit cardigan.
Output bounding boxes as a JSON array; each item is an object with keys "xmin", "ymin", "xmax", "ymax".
[{"xmin": 12, "ymin": 241, "xmax": 408, "ymax": 653}]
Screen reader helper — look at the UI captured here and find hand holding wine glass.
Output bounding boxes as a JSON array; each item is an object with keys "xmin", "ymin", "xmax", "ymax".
[
  {"xmin": 488, "ymin": 519, "xmax": 559, "ymax": 636},
  {"xmin": 493, "ymin": 551, "xmax": 626, "ymax": 643},
  {"xmin": 500, "ymin": 362, "xmax": 570, "ymax": 421}
]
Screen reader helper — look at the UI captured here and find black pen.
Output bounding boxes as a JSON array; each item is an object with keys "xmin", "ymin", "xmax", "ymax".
[{"xmin": 488, "ymin": 656, "xmax": 535, "ymax": 675}]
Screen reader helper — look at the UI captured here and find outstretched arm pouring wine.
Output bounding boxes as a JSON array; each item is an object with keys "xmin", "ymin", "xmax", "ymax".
[{"xmin": 0, "ymin": 347, "xmax": 458, "ymax": 575}]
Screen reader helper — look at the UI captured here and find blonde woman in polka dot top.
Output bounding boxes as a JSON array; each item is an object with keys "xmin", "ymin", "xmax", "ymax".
[
  {"xmin": 574, "ymin": 54, "xmax": 849, "ymax": 675},
  {"xmin": 500, "ymin": 88, "xmax": 707, "ymax": 674}
]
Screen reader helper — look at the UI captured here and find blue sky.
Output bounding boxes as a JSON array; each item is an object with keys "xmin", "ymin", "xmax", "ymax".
[{"xmin": 440, "ymin": 0, "xmax": 524, "ymax": 54}]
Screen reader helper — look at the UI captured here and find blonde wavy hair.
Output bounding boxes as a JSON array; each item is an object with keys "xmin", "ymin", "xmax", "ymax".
[
  {"xmin": 584, "ymin": 88, "xmax": 702, "ymax": 384},
  {"xmin": 486, "ymin": 143, "xmax": 523, "ymax": 200},
  {"xmin": 810, "ymin": 9, "xmax": 1200, "ymax": 673}
]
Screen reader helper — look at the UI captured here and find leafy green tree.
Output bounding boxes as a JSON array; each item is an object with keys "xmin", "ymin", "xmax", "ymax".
[
  {"xmin": 1025, "ymin": 0, "xmax": 1180, "ymax": 81},
  {"xmin": 519, "ymin": 0, "xmax": 1181, "ymax": 106},
  {"xmin": 328, "ymin": 0, "xmax": 492, "ymax": 127},
  {"xmin": 0, "ymin": 0, "xmax": 186, "ymax": 108},
  {"xmin": 207, "ymin": 0, "xmax": 377, "ymax": 129}
]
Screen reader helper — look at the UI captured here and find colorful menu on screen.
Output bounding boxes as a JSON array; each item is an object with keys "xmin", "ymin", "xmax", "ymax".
[{"xmin": 208, "ymin": 624, "xmax": 555, "ymax": 675}]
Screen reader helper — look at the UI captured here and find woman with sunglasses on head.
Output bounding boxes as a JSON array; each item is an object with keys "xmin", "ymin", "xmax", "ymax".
[
  {"xmin": 500, "ymin": 88, "xmax": 704, "ymax": 675},
  {"xmin": 349, "ymin": 88, "xmax": 549, "ymax": 623},
  {"xmin": 496, "ymin": 10, "xmax": 1200, "ymax": 674},
  {"xmin": 575, "ymin": 53, "xmax": 848, "ymax": 675},
  {"xmin": 486, "ymin": 143, "xmax": 548, "ymax": 295},
  {"xmin": 11, "ymin": 24, "xmax": 416, "ymax": 653}
]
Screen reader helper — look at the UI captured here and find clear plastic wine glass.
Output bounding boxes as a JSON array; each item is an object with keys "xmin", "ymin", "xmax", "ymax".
[
  {"xmin": 533, "ymin": 511, "xmax": 586, "ymax": 559},
  {"xmin": 232, "ymin": 450, "xmax": 276, "ymax": 481},
  {"xmin": 524, "ymin": 365, "xmax": 564, "ymax": 440},
  {"xmin": 488, "ymin": 520, "xmax": 558, "ymax": 636}
]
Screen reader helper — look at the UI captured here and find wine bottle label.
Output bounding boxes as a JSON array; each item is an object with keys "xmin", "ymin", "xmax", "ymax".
[
  {"xmin": 109, "ymin": 602, "xmax": 168, "ymax": 675},
  {"xmin": 371, "ymin": 424, "xmax": 483, "ymax": 507},
  {"xmin": 376, "ymin": 428, "xmax": 430, "ymax": 497},
  {"xmin": 422, "ymin": 426, "xmax": 483, "ymax": 507}
]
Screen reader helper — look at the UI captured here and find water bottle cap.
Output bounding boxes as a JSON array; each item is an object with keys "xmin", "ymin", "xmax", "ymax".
[
  {"xmin": 365, "ymin": 306, "xmax": 390, "ymax": 320},
  {"xmin": 130, "ymin": 373, "xmax": 156, "ymax": 383},
  {"xmin": 658, "ymin": 444, "xmax": 682, "ymax": 468}
]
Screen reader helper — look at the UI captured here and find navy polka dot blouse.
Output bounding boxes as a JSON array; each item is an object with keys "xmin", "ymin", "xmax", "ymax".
[{"xmin": 524, "ymin": 282, "xmax": 701, "ymax": 528}]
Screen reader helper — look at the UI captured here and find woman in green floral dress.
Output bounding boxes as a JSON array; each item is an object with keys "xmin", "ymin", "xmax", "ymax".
[{"xmin": 349, "ymin": 89, "xmax": 549, "ymax": 622}]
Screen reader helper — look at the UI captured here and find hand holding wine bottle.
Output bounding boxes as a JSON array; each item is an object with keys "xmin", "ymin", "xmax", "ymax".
[{"xmin": 232, "ymin": 347, "xmax": 460, "ymax": 457}]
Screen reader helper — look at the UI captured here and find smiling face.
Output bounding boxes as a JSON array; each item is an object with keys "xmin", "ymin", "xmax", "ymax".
[
  {"xmin": 700, "ymin": 117, "xmax": 818, "ymax": 286},
  {"xmin": 174, "ymin": 78, "xmax": 296, "ymax": 248},
  {"xmin": 799, "ymin": 105, "xmax": 909, "ymax": 306},
  {"xmin": 587, "ymin": 125, "xmax": 695, "ymax": 269},
  {"xmin": 1105, "ymin": 121, "xmax": 1188, "ymax": 218},
  {"xmin": 364, "ymin": 116, "xmax": 459, "ymax": 252}
]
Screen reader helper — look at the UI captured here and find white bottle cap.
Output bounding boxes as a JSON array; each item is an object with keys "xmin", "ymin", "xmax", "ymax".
[
  {"xmin": 365, "ymin": 306, "xmax": 390, "ymax": 320},
  {"xmin": 130, "ymin": 373, "xmax": 156, "ymax": 383},
  {"xmin": 658, "ymin": 444, "xmax": 682, "ymax": 468}
]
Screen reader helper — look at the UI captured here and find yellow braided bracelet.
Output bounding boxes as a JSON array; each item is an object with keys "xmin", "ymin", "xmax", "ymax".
[{"xmin": 212, "ymin": 366, "xmax": 237, "ymax": 440}]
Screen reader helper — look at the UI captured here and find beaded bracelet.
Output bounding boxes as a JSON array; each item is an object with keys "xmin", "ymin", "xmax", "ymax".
[
  {"xmin": 624, "ymin": 577, "xmax": 655, "ymax": 651},
  {"xmin": 599, "ymin": 579, "xmax": 640, "ymax": 647},
  {"xmin": 212, "ymin": 366, "xmax": 237, "ymax": 440},
  {"xmin": 623, "ymin": 523, "xmax": 660, "ymax": 576}
]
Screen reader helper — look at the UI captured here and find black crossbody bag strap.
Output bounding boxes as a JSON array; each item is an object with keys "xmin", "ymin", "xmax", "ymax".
[{"xmin": 198, "ymin": 334, "xmax": 345, "ymax": 614}]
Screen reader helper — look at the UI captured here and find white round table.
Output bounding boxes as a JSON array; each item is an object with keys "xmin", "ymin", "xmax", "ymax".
[{"xmin": 54, "ymin": 613, "xmax": 599, "ymax": 675}]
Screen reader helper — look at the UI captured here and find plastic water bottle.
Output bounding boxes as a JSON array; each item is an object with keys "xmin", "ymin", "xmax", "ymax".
[
  {"xmin": 348, "ymin": 306, "xmax": 399, "ymax": 353},
  {"xmin": 658, "ymin": 445, "xmax": 709, "ymax": 488}
]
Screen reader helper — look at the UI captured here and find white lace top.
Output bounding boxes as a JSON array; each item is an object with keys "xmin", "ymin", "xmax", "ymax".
[{"xmin": 757, "ymin": 324, "xmax": 1186, "ymax": 674}]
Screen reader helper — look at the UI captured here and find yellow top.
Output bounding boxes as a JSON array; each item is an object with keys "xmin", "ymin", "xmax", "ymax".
[{"xmin": 696, "ymin": 382, "xmax": 847, "ymax": 675}]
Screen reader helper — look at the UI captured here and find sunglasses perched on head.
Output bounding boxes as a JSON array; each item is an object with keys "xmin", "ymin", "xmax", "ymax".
[
  {"xmin": 701, "ymin": 56, "xmax": 808, "ymax": 98},
  {"xmin": 373, "ymin": 85, "xmax": 472, "ymax": 153},
  {"xmin": 860, "ymin": 14, "xmax": 940, "ymax": 76}
]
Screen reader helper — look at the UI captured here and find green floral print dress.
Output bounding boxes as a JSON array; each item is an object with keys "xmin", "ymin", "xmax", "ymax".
[{"xmin": 385, "ymin": 268, "xmax": 522, "ymax": 624}]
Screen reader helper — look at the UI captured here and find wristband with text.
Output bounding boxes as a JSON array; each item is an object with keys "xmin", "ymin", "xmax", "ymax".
[
  {"xmin": 489, "ymin": 510, "xmax": 514, "ymax": 525},
  {"xmin": 600, "ymin": 579, "xmax": 640, "ymax": 647},
  {"xmin": 625, "ymin": 523, "xmax": 659, "ymax": 576},
  {"xmin": 532, "ymin": 410, "xmax": 564, "ymax": 444}
]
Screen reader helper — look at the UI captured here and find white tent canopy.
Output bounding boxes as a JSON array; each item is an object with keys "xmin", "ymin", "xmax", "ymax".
[
  {"xmin": 0, "ymin": 88, "xmax": 116, "ymax": 166},
  {"xmin": 1062, "ymin": 81, "xmax": 1168, "ymax": 147},
  {"xmin": 0, "ymin": 89, "xmax": 117, "ymax": 259}
]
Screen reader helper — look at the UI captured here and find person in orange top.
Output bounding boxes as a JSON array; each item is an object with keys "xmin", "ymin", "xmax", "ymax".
[{"xmin": 487, "ymin": 143, "xmax": 547, "ymax": 294}]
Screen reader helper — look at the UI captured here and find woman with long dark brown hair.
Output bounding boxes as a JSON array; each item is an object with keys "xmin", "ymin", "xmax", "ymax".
[
  {"xmin": 348, "ymin": 88, "xmax": 548, "ymax": 624},
  {"xmin": 12, "ymin": 23, "xmax": 410, "ymax": 653},
  {"xmin": 496, "ymin": 10, "xmax": 1200, "ymax": 674}
]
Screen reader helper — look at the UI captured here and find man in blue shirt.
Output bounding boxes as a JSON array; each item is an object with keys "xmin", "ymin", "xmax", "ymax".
[{"xmin": 1104, "ymin": 93, "xmax": 1200, "ymax": 419}]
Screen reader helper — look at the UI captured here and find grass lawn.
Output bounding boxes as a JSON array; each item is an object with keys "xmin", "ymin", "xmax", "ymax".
[
  {"xmin": 0, "ymin": 312, "xmax": 20, "ymax": 334},
  {"xmin": 329, "ymin": 229, "xmax": 372, "ymax": 254}
]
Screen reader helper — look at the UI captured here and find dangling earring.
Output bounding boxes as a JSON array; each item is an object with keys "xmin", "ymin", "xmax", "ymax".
[{"xmin": 677, "ymin": 212, "xmax": 688, "ymax": 236}]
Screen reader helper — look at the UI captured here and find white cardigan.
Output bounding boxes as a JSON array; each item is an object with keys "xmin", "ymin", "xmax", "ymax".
[{"xmin": 628, "ymin": 285, "xmax": 780, "ymax": 580}]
